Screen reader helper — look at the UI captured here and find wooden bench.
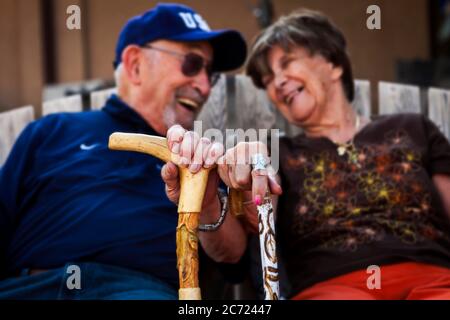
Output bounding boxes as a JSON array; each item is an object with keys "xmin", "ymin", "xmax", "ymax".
[
  {"xmin": 0, "ymin": 106, "xmax": 35, "ymax": 165},
  {"xmin": 428, "ymin": 88, "xmax": 450, "ymax": 140},
  {"xmin": 42, "ymin": 95, "xmax": 83, "ymax": 116},
  {"xmin": 90, "ymin": 88, "xmax": 117, "ymax": 110},
  {"xmin": 353, "ymin": 79, "xmax": 372, "ymax": 118},
  {"xmin": 378, "ymin": 81, "xmax": 421, "ymax": 115}
]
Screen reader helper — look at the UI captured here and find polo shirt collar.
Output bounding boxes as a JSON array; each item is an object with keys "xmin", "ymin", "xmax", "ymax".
[{"xmin": 102, "ymin": 94, "xmax": 160, "ymax": 135}]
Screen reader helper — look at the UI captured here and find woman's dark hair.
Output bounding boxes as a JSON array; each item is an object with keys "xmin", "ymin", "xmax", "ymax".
[{"xmin": 246, "ymin": 9, "xmax": 355, "ymax": 102}]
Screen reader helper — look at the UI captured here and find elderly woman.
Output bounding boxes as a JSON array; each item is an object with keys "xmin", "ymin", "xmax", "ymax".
[
  {"xmin": 164, "ymin": 9, "xmax": 450, "ymax": 299},
  {"xmin": 222, "ymin": 9, "xmax": 450, "ymax": 299}
]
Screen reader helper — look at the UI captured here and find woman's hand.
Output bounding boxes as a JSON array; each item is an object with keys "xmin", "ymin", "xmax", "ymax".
[
  {"xmin": 161, "ymin": 125, "xmax": 224, "ymax": 209},
  {"xmin": 217, "ymin": 141, "xmax": 282, "ymax": 206}
]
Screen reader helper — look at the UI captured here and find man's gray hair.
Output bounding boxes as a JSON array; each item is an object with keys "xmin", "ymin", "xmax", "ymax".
[{"xmin": 114, "ymin": 63, "xmax": 124, "ymax": 88}]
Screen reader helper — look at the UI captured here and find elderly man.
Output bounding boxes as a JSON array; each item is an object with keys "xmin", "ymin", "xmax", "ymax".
[{"xmin": 0, "ymin": 3, "xmax": 246, "ymax": 299}]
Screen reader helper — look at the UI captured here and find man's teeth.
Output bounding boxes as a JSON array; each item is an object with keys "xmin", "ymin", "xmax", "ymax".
[{"xmin": 177, "ymin": 98, "xmax": 199, "ymax": 110}]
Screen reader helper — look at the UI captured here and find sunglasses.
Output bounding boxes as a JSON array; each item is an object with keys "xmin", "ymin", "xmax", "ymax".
[{"xmin": 141, "ymin": 44, "xmax": 220, "ymax": 86}]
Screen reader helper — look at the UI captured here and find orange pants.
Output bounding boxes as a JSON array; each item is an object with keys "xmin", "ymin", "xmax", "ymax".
[{"xmin": 293, "ymin": 262, "xmax": 450, "ymax": 300}]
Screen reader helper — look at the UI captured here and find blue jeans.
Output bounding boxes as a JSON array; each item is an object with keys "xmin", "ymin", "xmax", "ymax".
[{"xmin": 0, "ymin": 262, "xmax": 177, "ymax": 300}]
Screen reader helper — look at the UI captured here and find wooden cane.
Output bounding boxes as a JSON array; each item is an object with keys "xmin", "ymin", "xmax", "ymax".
[{"xmin": 108, "ymin": 132, "xmax": 210, "ymax": 300}]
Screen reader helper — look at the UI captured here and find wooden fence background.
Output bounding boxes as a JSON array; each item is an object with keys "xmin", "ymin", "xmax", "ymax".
[{"xmin": 1, "ymin": 78, "xmax": 449, "ymax": 165}]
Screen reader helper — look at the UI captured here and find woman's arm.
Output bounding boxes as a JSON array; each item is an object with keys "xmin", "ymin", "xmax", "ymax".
[{"xmin": 433, "ymin": 174, "xmax": 450, "ymax": 220}]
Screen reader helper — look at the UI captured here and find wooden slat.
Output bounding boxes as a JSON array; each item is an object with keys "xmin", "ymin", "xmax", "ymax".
[
  {"xmin": 352, "ymin": 80, "xmax": 371, "ymax": 117},
  {"xmin": 90, "ymin": 88, "xmax": 117, "ymax": 110},
  {"xmin": 0, "ymin": 106, "xmax": 35, "ymax": 165},
  {"xmin": 428, "ymin": 87, "xmax": 450, "ymax": 140},
  {"xmin": 42, "ymin": 95, "xmax": 82, "ymax": 116},
  {"xmin": 378, "ymin": 81, "xmax": 421, "ymax": 115}
]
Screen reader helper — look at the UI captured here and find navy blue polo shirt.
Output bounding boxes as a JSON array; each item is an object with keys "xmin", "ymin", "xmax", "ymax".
[{"xmin": 0, "ymin": 95, "xmax": 178, "ymax": 287}]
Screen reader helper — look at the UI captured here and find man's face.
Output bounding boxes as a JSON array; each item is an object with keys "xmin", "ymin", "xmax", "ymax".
[{"xmin": 138, "ymin": 40, "xmax": 213, "ymax": 132}]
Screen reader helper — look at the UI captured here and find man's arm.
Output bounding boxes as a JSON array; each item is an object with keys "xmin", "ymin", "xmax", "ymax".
[
  {"xmin": 433, "ymin": 174, "xmax": 450, "ymax": 221},
  {"xmin": 198, "ymin": 194, "xmax": 247, "ymax": 263},
  {"xmin": 0, "ymin": 119, "xmax": 43, "ymax": 276}
]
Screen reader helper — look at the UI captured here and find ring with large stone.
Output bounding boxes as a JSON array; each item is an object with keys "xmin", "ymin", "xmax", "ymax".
[{"xmin": 251, "ymin": 153, "xmax": 268, "ymax": 171}]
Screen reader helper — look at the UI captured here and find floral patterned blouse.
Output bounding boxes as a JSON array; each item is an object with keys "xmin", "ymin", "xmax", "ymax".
[{"xmin": 277, "ymin": 114, "xmax": 450, "ymax": 296}]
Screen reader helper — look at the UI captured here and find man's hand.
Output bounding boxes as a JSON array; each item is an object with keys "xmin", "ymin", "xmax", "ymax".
[{"xmin": 161, "ymin": 125, "xmax": 224, "ymax": 208}]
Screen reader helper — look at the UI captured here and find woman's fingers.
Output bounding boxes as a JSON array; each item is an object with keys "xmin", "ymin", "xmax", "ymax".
[
  {"xmin": 268, "ymin": 167, "xmax": 283, "ymax": 195},
  {"xmin": 234, "ymin": 164, "xmax": 252, "ymax": 189},
  {"xmin": 217, "ymin": 141, "xmax": 281, "ymax": 204},
  {"xmin": 251, "ymin": 164, "xmax": 269, "ymax": 206},
  {"xmin": 224, "ymin": 151, "xmax": 242, "ymax": 190}
]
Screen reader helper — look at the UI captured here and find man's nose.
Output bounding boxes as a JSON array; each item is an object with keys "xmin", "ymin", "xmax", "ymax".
[{"xmin": 192, "ymin": 70, "xmax": 212, "ymax": 98}]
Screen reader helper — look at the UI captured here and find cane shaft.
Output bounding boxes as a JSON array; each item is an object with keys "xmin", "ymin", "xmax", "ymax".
[
  {"xmin": 176, "ymin": 212, "xmax": 201, "ymax": 300},
  {"xmin": 257, "ymin": 201, "xmax": 280, "ymax": 300},
  {"xmin": 176, "ymin": 167, "xmax": 210, "ymax": 300}
]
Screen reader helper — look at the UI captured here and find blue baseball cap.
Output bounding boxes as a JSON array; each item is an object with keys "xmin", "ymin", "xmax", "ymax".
[{"xmin": 114, "ymin": 3, "xmax": 247, "ymax": 72}]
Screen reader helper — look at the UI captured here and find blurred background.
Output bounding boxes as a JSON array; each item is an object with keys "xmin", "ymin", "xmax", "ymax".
[
  {"xmin": 0, "ymin": 0, "xmax": 448, "ymax": 115},
  {"xmin": 1, "ymin": 0, "xmax": 450, "ymax": 299}
]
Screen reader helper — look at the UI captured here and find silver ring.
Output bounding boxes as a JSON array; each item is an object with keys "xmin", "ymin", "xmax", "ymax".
[{"xmin": 251, "ymin": 153, "xmax": 268, "ymax": 171}]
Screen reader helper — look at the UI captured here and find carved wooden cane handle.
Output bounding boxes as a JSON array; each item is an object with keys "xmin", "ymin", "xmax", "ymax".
[{"xmin": 109, "ymin": 132, "xmax": 210, "ymax": 300}]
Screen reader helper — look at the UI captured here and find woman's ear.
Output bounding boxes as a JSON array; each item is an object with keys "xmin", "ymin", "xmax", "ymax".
[
  {"xmin": 121, "ymin": 46, "xmax": 142, "ymax": 85},
  {"xmin": 330, "ymin": 64, "xmax": 343, "ymax": 82}
]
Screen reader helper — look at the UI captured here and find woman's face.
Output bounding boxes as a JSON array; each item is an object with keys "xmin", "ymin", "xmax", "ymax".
[{"xmin": 264, "ymin": 45, "xmax": 343, "ymax": 127}]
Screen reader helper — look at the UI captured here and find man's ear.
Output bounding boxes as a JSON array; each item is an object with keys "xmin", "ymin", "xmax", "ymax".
[{"xmin": 122, "ymin": 46, "xmax": 142, "ymax": 85}]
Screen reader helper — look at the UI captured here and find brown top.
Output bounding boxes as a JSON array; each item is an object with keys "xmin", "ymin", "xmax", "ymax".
[{"xmin": 277, "ymin": 113, "xmax": 450, "ymax": 296}]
